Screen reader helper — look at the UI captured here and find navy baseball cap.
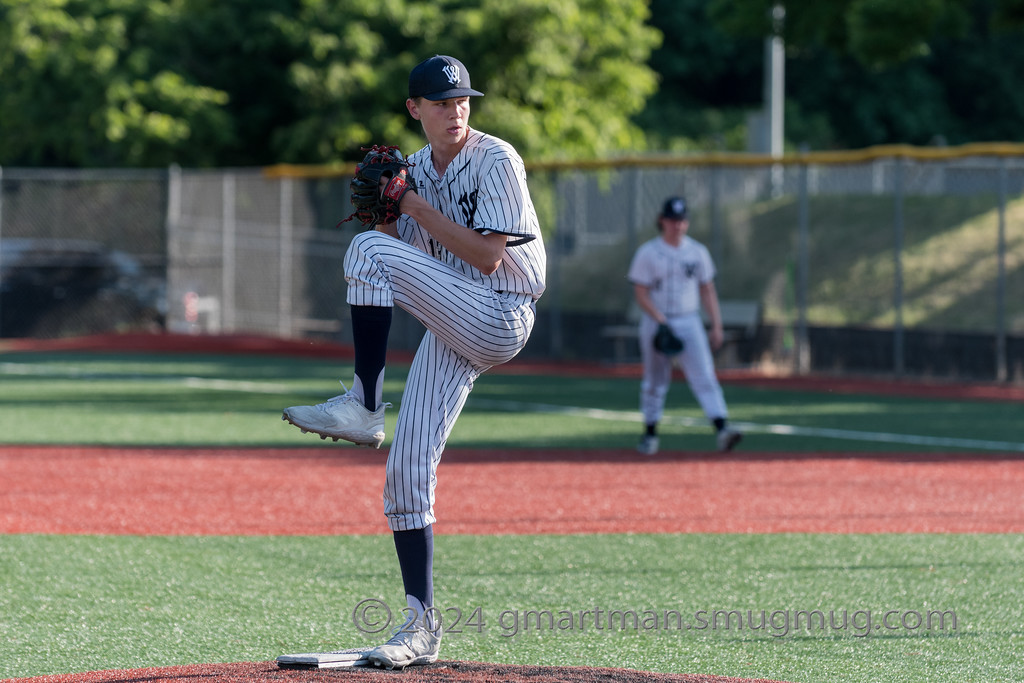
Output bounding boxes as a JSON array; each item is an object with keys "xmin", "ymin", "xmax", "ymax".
[
  {"xmin": 408, "ymin": 55, "xmax": 484, "ymax": 100},
  {"xmin": 660, "ymin": 197, "xmax": 688, "ymax": 220}
]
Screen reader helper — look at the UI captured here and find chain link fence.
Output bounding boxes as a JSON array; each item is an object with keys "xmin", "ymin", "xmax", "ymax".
[{"xmin": 2, "ymin": 145, "xmax": 1022, "ymax": 382}]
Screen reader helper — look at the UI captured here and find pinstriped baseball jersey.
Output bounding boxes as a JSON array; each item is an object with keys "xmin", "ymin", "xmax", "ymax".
[
  {"xmin": 627, "ymin": 236, "xmax": 715, "ymax": 317},
  {"xmin": 341, "ymin": 127, "xmax": 546, "ymax": 532},
  {"xmin": 399, "ymin": 129, "xmax": 546, "ymax": 299}
]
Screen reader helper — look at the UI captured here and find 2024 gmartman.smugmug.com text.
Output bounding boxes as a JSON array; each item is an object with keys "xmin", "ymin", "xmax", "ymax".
[{"xmin": 351, "ymin": 599, "xmax": 958, "ymax": 639}]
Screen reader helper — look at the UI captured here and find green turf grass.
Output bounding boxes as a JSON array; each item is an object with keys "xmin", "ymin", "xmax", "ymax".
[
  {"xmin": 0, "ymin": 351, "xmax": 1021, "ymax": 452},
  {"xmin": 0, "ymin": 533, "xmax": 1020, "ymax": 682}
]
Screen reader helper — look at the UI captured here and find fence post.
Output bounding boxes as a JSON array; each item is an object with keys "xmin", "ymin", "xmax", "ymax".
[
  {"xmin": 892, "ymin": 159, "xmax": 905, "ymax": 377},
  {"xmin": 996, "ymin": 159, "xmax": 1008, "ymax": 383},
  {"xmin": 165, "ymin": 164, "xmax": 181, "ymax": 330},
  {"xmin": 629, "ymin": 166, "xmax": 642, "ymax": 258},
  {"xmin": 546, "ymin": 170, "xmax": 570, "ymax": 358},
  {"xmin": 795, "ymin": 158, "xmax": 810, "ymax": 374},
  {"xmin": 222, "ymin": 173, "xmax": 236, "ymax": 333},
  {"xmin": 279, "ymin": 177, "xmax": 294, "ymax": 338},
  {"xmin": 710, "ymin": 164, "xmax": 723, "ymax": 267}
]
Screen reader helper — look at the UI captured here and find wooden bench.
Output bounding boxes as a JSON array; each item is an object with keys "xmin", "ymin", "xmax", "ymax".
[
  {"xmin": 601, "ymin": 299, "xmax": 762, "ymax": 363},
  {"xmin": 705, "ymin": 299, "xmax": 763, "ymax": 345}
]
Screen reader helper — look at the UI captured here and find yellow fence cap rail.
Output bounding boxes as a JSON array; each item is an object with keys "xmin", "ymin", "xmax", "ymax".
[{"xmin": 262, "ymin": 141, "xmax": 1024, "ymax": 178}]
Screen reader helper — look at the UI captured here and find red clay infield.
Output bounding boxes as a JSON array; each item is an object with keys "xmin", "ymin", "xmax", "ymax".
[{"xmin": 3, "ymin": 446, "xmax": 1023, "ymax": 536}]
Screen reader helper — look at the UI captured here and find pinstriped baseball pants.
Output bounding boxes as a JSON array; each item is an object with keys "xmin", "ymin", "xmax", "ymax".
[{"xmin": 344, "ymin": 231, "xmax": 536, "ymax": 531}]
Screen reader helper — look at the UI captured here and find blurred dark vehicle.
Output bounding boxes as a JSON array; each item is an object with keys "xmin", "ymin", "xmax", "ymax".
[{"xmin": 0, "ymin": 238, "xmax": 166, "ymax": 338}]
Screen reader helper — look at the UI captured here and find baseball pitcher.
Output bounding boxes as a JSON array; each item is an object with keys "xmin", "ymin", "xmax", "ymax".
[{"xmin": 281, "ymin": 55, "xmax": 545, "ymax": 669}]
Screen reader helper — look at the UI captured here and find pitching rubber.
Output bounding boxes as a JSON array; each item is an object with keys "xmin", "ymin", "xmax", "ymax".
[{"xmin": 275, "ymin": 648, "xmax": 373, "ymax": 669}]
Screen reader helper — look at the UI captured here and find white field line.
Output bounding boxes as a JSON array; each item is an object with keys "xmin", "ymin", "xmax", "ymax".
[
  {"xmin": 4, "ymin": 363, "xmax": 1022, "ymax": 452},
  {"xmin": 469, "ymin": 399, "xmax": 1024, "ymax": 453},
  {"xmin": 0, "ymin": 362, "xmax": 297, "ymax": 395}
]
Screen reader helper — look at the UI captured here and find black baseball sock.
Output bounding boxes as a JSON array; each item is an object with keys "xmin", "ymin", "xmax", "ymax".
[
  {"xmin": 713, "ymin": 417, "xmax": 726, "ymax": 432},
  {"xmin": 645, "ymin": 423, "xmax": 657, "ymax": 437},
  {"xmin": 393, "ymin": 526, "xmax": 434, "ymax": 625},
  {"xmin": 350, "ymin": 305, "xmax": 392, "ymax": 410}
]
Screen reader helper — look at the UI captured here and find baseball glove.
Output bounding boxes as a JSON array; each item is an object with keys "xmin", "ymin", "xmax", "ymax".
[
  {"xmin": 341, "ymin": 145, "xmax": 416, "ymax": 227},
  {"xmin": 653, "ymin": 323, "xmax": 684, "ymax": 355}
]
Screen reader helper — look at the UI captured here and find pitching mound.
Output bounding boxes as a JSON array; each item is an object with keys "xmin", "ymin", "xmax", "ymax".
[{"xmin": 12, "ymin": 660, "xmax": 788, "ymax": 683}]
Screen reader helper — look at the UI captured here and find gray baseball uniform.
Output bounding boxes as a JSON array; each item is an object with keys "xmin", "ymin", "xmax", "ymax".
[{"xmin": 628, "ymin": 234, "xmax": 728, "ymax": 426}]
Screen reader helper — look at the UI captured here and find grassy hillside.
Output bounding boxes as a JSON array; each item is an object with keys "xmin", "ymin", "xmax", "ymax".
[{"xmin": 556, "ymin": 193, "xmax": 1024, "ymax": 335}]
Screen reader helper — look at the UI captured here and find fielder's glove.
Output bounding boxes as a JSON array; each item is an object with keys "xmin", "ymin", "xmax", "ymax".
[
  {"xmin": 342, "ymin": 145, "xmax": 416, "ymax": 227},
  {"xmin": 653, "ymin": 323, "xmax": 684, "ymax": 355}
]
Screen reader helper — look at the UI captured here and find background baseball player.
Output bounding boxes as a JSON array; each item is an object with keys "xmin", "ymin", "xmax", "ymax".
[
  {"xmin": 282, "ymin": 55, "xmax": 546, "ymax": 669},
  {"xmin": 628, "ymin": 197, "xmax": 741, "ymax": 455}
]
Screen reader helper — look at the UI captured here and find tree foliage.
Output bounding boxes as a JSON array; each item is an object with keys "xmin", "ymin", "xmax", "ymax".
[
  {"xmin": 643, "ymin": 0, "xmax": 1024, "ymax": 150},
  {"xmin": 0, "ymin": 0, "xmax": 234, "ymax": 166},
  {"xmin": 0, "ymin": 0, "xmax": 659, "ymax": 167},
  {"xmin": 4, "ymin": 0, "xmax": 1024, "ymax": 167},
  {"xmin": 707, "ymin": 0, "xmax": 973, "ymax": 68},
  {"xmin": 636, "ymin": 0, "xmax": 765, "ymax": 152}
]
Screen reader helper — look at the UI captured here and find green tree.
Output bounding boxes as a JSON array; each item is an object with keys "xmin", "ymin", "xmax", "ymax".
[
  {"xmin": 0, "ymin": 0, "xmax": 233, "ymax": 166},
  {"xmin": 635, "ymin": 0, "xmax": 764, "ymax": 152},
  {"xmin": 639, "ymin": 0, "xmax": 1024, "ymax": 150},
  {"xmin": 777, "ymin": 0, "xmax": 1024, "ymax": 146},
  {"xmin": 707, "ymin": 0, "xmax": 973, "ymax": 68},
  {"xmin": 0, "ymin": 0, "xmax": 659, "ymax": 167},
  {"xmin": 278, "ymin": 0, "xmax": 660, "ymax": 162},
  {"xmin": 455, "ymin": 0, "xmax": 661, "ymax": 160}
]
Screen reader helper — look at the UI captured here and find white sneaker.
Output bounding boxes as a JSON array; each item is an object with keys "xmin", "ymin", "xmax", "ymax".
[
  {"xmin": 282, "ymin": 388, "xmax": 389, "ymax": 448},
  {"xmin": 366, "ymin": 624, "xmax": 441, "ymax": 670},
  {"xmin": 637, "ymin": 435, "xmax": 659, "ymax": 455},
  {"xmin": 716, "ymin": 427, "xmax": 742, "ymax": 452}
]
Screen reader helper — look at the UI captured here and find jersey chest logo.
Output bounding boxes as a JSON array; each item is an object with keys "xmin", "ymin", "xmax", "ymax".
[
  {"xmin": 426, "ymin": 190, "xmax": 479, "ymax": 264},
  {"xmin": 659, "ymin": 261, "xmax": 699, "ymax": 280},
  {"xmin": 457, "ymin": 189, "xmax": 479, "ymax": 228}
]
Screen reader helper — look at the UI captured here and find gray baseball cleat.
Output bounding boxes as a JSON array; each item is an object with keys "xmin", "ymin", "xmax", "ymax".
[
  {"xmin": 716, "ymin": 427, "xmax": 742, "ymax": 452},
  {"xmin": 282, "ymin": 388, "xmax": 389, "ymax": 448},
  {"xmin": 366, "ymin": 624, "xmax": 441, "ymax": 670},
  {"xmin": 637, "ymin": 435, "xmax": 659, "ymax": 455}
]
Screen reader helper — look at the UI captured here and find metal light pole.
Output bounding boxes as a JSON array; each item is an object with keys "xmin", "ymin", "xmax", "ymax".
[{"xmin": 764, "ymin": 4, "xmax": 785, "ymax": 195}]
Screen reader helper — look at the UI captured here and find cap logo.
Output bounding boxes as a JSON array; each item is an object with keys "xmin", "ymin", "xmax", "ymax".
[
  {"xmin": 672, "ymin": 200, "xmax": 685, "ymax": 215},
  {"xmin": 442, "ymin": 64, "xmax": 461, "ymax": 85}
]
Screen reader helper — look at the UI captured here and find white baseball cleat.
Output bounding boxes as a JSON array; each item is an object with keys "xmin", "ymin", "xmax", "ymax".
[
  {"xmin": 716, "ymin": 427, "xmax": 742, "ymax": 452},
  {"xmin": 637, "ymin": 435, "xmax": 659, "ymax": 455},
  {"xmin": 282, "ymin": 390, "xmax": 389, "ymax": 448},
  {"xmin": 366, "ymin": 625, "xmax": 441, "ymax": 670}
]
